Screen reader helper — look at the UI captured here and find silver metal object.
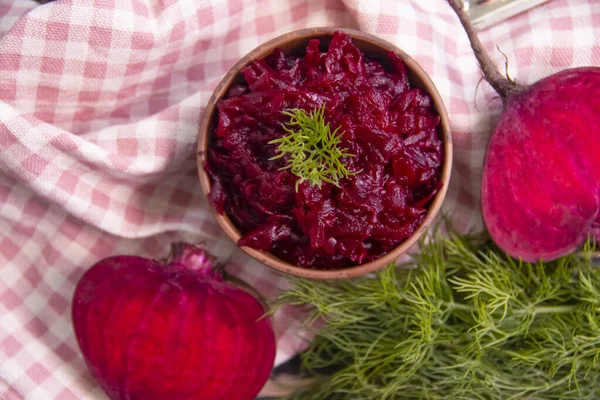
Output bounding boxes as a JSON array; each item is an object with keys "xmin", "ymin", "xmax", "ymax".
[{"xmin": 463, "ymin": 0, "xmax": 553, "ymax": 30}]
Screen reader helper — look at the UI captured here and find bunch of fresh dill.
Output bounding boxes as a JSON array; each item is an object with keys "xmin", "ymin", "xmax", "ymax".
[{"xmin": 275, "ymin": 231, "xmax": 600, "ymax": 399}]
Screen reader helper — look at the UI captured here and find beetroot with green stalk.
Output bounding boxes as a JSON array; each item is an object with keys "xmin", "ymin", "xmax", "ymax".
[{"xmin": 448, "ymin": 0, "xmax": 600, "ymax": 261}]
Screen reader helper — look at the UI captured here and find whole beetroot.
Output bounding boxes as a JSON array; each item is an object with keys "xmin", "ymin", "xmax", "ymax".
[{"xmin": 448, "ymin": 0, "xmax": 600, "ymax": 262}]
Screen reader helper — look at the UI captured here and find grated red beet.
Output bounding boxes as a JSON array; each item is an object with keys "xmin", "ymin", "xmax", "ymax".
[{"xmin": 205, "ymin": 32, "xmax": 444, "ymax": 269}]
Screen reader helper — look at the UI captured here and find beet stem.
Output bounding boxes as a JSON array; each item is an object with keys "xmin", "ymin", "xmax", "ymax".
[
  {"xmin": 446, "ymin": 0, "xmax": 520, "ymax": 99},
  {"xmin": 168, "ymin": 242, "xmax": 217, "ymax": 276}
]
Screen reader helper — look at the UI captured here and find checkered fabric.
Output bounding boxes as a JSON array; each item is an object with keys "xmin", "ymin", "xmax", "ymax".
[{"xmin": 1, "ymin": 0, "xmax": 599, "ymax": 398}]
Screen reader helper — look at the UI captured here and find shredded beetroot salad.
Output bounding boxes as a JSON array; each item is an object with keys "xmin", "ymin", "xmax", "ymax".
[{"xmin": 205, "ymin": 31, "xmax": 444, "ymax": 269}]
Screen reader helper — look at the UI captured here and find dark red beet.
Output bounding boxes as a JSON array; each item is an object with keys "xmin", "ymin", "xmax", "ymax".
[
  {"xmin": 206, "ymin": 31, "xmax": 444, "ymax": 269},
  {"xmin": 448, "ymin": 0, "xmax": 600, "ymax": 261},
  {"xmin": 72, "ymin": 244, "xmax": 276, "ymax": 400}
]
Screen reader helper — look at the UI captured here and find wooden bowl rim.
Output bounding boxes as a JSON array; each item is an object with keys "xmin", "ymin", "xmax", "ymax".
[{"xmin": 198, "ymin": 27, "xmax": 453, "ymax": 280}]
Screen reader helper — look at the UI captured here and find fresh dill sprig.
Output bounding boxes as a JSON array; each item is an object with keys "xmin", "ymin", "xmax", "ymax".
[
  {"xmin": 274, "ymin": 230, "xmax": 600, "ymax": 400},
  {"xmin": 269, "ymin": 105, "xmax": 358, "ymax": 191}
]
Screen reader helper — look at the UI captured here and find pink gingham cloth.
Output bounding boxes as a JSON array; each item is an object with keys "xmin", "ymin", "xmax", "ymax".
[{"xmin": 1, "ymin": 0, "xmax": 599, "ymax": 398}]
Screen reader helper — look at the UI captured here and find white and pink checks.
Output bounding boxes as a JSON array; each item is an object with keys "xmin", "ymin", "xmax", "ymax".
[{"xmin": 1, "ymin": 0, "xmax": 599, "ymax": 399}]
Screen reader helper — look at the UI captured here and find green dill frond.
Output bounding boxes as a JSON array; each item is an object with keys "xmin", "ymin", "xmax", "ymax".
[
  {"xmin": 268, "ymin": 104, "xmax": 358, "ymax": 191},
  {"xmin": 276, "ymin": 230, "xmax": 600, "ymax": 400}
]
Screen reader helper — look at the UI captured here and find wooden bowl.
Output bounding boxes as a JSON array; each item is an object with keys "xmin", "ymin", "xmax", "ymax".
[{"xmin": 197, "ymin": 27, "xmax": 452, "ymax": 280}]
